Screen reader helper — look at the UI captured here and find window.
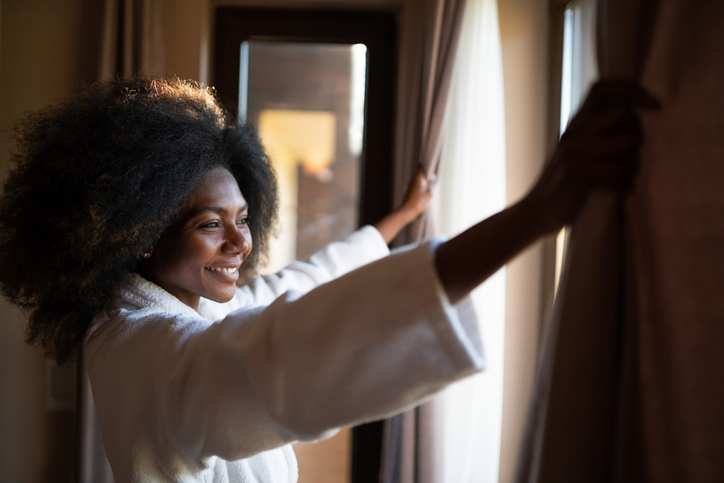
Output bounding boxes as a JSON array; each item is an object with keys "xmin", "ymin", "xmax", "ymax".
[{"xmin": 555, "ymin": 0, "xmax": 599, "ymax": 292}]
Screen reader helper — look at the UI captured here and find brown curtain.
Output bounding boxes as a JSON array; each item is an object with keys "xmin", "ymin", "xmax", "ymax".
[
  {"xmin": 382, "ymin": 0, "xmax": 467, "ymax": 482},
  {"xmin": 76, "ymin": 2, "xmax": 165, "ymax": 482},
  {"xmin": 392, "ymin": 0, "xmax": 468, "ymax": 246},
  {"xmin": 516, "ymin": 0, "xmax": 724, "ymax": 482},
  {"xmin": 98, "ymin": 0, "xmax": 166, "ymax": 80},
  {"xmin": 514, "ymin": 0, "xmax": 659, "ymax": 480}
]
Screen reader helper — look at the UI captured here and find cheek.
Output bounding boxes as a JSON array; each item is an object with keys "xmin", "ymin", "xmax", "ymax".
[
  {"xmin": 183, "ymin": 236, "xmax": 219, "ymax": 262},
  {"xmin": 155, "ymin": 233, "xmax": 220, "ymax": 275}
]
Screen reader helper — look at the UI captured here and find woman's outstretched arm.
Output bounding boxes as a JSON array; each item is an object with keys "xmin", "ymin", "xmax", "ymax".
[{"xmin": 436, "ymin": 80, "xmax": 659, "ymax": 304}]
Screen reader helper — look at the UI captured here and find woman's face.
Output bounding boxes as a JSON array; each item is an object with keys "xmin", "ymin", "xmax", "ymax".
[{"xmin": 142, "ymin": 166, "xmax": 252, "ymax": 309}]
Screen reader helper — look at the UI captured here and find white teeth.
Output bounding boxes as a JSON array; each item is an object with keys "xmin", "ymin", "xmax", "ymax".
[{"xmin": 206, "ymin": 267, "xmax": 238, "ymax": 274}]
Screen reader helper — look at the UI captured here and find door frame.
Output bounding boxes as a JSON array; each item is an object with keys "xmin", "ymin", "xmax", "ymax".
[
  {"xmin": 213, "ymin": 8, "xmax": 398, "ymax": 482},
  {"xmin": 213, "ymin": 7, "xmax": 397, "ymax": 230}
]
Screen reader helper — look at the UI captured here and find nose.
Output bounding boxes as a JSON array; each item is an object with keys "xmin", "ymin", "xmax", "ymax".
[{"xmin": 222, "ymin": 224, "xmax": 252, "ymax": 257}]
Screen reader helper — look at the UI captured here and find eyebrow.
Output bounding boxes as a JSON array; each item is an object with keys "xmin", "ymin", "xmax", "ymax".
[{"xmin": 186, "ymin": 204, "xmax": 248, "ymax": 218}]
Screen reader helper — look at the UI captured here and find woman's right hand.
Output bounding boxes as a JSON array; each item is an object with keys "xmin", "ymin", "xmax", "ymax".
[
  {"xmin": 524, "ymin": 80, "xmax": 660, "ymax": 235},
  {"xmin": 434, "ymin": 80, "xmax": 659, "ymax": 304}
]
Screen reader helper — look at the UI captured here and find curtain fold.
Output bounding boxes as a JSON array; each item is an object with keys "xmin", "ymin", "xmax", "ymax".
[
  {"xmin": 517, "ymin": 0, "xmax": 724, "ymax": 481},
  {"xmin": 392, "ymin": 0, "xmax": 468, "ymax": 245},
  {"xmin": 98, "ymin": 0, "xmax": 166, "ymax": 80},
  {"xmin": 625, "ymin": 2, "xmax": 724, "ymax": 480},
  {"xmin": 515, "ymin": 1, "xmax": 659, "ymax": 481},
  {"xmin": 382, "ymin": 1, "xmax": 468, "ymax": 482},
  {"xmin": 77, "ymin": 2, "xmax": 165, "ymax": 481},
  {"xmin": 435, "ymin": 0, "xmax": 506, "ymax": 480}
]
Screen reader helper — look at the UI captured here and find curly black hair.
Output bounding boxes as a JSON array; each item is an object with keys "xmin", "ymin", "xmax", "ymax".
[{"xmin": 0, "ymin": 77, "xmax": 278, "ymax": 363}]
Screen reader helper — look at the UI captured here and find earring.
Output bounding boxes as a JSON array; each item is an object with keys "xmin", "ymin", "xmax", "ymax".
[{"xmin": 142, "ymin": 252, "xmax": 151, "ymax": 258}]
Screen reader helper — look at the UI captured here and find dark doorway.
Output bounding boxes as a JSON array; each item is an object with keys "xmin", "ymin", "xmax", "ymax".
[{"xmin": 214, "ymin": 8, "xmax": 397, "ymax": 483}]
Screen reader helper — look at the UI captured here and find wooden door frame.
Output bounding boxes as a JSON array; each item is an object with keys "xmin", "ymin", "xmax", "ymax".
[{"xmin": 213, "ymin": 7, "xmax": 397, "ymax": 230}]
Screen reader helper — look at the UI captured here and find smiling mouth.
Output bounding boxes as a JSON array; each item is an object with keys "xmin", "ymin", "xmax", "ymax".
[{"xmin": 205, "ymin": 266, "xmax": 239, "ymax": 274}]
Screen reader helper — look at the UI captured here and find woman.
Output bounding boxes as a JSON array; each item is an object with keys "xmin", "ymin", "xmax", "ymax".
[{"xmin": 0, "ymin": 77, "xmax": 655, "ymax": 482}]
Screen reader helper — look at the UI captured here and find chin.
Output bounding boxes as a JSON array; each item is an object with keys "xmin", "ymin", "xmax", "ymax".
[{"xmin": 208, "ymin": 287, "xmax": 237, "ymax": 304}]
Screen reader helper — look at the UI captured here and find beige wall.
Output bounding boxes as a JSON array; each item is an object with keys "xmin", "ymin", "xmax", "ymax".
[
  {"xmin": 498, "ymin": 0, "xmax": 550, "ymax": 481},
  {"xmin": 0, "ymin": 1, "xmax": 103, "ymax": 481}
]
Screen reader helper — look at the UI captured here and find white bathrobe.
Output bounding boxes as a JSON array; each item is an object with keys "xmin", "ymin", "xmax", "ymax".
[{"xmin": 85, "ymin": 226, "xmax": 485, "ymax": 483}]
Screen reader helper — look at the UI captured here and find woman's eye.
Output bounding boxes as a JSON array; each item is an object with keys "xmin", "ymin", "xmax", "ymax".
[
  {"xmin": 200, "ymin": 221, "xmax": 220, "ymax": 229},
  {"xmin": 237, "ymin": 217, "xmax": 249, "ymax": 226}
]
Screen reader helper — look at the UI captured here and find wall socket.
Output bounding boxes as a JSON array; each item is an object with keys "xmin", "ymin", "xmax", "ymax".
[{"xmin": 45, "ymin": 360, "xmax": 76, "ymax": 411}]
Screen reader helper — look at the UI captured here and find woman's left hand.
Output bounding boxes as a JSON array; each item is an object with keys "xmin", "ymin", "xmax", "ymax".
[
  {"xmin": 401, "ymin": 168, "xmax": 435, "ymax": 221},
  {"xmin": 374, "ymin": 168, "xmax": 435, "ymax": 244}
]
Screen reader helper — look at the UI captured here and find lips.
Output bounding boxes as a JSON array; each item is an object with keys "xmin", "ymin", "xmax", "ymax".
[{"xmin": 204, "ymin": 265, "xmax": 240, "ymax": 282}]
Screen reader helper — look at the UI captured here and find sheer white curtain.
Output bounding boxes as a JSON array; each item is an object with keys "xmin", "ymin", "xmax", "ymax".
[{"xmin": 434, "ymin": 0, "xmax": 506, "ymax": 480}]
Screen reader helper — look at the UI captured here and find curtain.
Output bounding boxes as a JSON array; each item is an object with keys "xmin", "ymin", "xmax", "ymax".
[
  {"xmin": 514, "ymin": 0, "xmax": 659, "ymax": 481},
  {"xmin": 76, "ymin": 2, "xmax": 165, "ymax": 482},
  {"xmin": 383, "ymin": 0, "xmax": 509, "ymax": 481},
  {"xmin": 622, "ymin": 2, "xmax": 724, "ymax": 480},
  {"xmin": 516, "ymin": 1, "xmax": 724, "ymax": 481},
  {"xmin": 435, "ymin": 0, "xmax": 506, "ymax": 480},
  {"xmin": 392, "ymin": 0, "xmax": 468, "ymax": 245},
  {"xmin": 98, "ymin": 0, "xmax": 166, "ymax": 80}
]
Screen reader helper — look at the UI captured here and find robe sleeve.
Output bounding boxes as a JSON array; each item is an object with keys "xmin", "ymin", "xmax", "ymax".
[
  {"xmin": 173, "ymin": 240, "xmax": 482, "ymax": 461},
  {"xmin": 86, "ymin": 239, "xmax": 485, "ymax": 467},
  {"xmin": 197, "ymin": 225, "xmax": 390, "ymax": 320}
]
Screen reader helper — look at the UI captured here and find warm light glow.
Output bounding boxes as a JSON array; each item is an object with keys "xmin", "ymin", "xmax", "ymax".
[
  {"xmin": 259, "ymin": 109, "xmax": 336, "ymax": 176},
  {"xmin": 349, "ymin": 44, "xmax": 367, "ymax": 156},
  {"xmin": 258, "ymin": 109, "xmax": 337, "ymax": 272}
]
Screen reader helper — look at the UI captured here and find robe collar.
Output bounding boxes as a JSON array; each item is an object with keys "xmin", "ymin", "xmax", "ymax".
[{"xmin": 115, "ymin": 273, "xmax": 199, "ymax": 318}]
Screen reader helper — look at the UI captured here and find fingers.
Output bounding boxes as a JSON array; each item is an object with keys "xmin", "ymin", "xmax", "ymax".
[
  {"xmin": 567, "ymin": 98, "xmax": 644, "ymax": 138},
  {"xmin": 562, "ymin": 93, "xmax": 644, "ymax": 173},
  {"xmin": 403, "ymin": 167, "xmax": 435, "ymax": 216},
  {"xmin": 413, "ymin": 166, "xmax": 437, "ymax": 192},
  {"xmin": 568, "ymin": 158, "xmax": 637, "ymax": 194},
  {"xmin": 427, "ymin": 173, "xmax": 438, "ymax": 190},
  {"xmin": 412, "ymin": 169, "xmax": 428, "ymax": 192},
  {"xmin": 528, "ymin": 80, "xmax": 658, "ymax": 227},
  {"xmin": 566, "ymin": 80, "xmax": 657, "ymax": 143},
  {"xmin": 581, "ymin": 79, "xmax": 660, "ymax": 112},
  {"xmin": 590, "ymin": 103, "xmax": 642, "ymax": 136}
]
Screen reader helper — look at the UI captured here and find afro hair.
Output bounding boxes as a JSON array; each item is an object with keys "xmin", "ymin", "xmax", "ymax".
[{"xmin": 0, "ymin": 76, "xmax": 278, "ymax": 363}]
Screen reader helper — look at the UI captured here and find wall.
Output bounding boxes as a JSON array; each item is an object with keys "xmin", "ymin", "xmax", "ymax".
[
  {"xmin": 0, "ymin": 1, "xmax": 103, "ymax": 481},
  {"xmin": 497, "ymin": 0, "xmax": 550, "ymax": 481},
  {"xmin": 163, "ymin": 0, "xmax": 400, "ymax": 84}
]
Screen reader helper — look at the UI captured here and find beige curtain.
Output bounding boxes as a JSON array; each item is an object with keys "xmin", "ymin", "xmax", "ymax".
[
  {"xmin": 382, "ymin": 0, "xmax": 467, "ymax": 482},
  {"xmin": 517, "ymin": 0, "xmax": 724, "ymax": 481},
  {"xmin": 393, "ymin": 0, "xmax": 469, "ymax": 245},
  {"xmin": 98, "ymin": 0, "xmax": 166, "ymax": 80},
  {"xmin": 77, "ymin": 2, "xmax": 165, "ymax": 481}
]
